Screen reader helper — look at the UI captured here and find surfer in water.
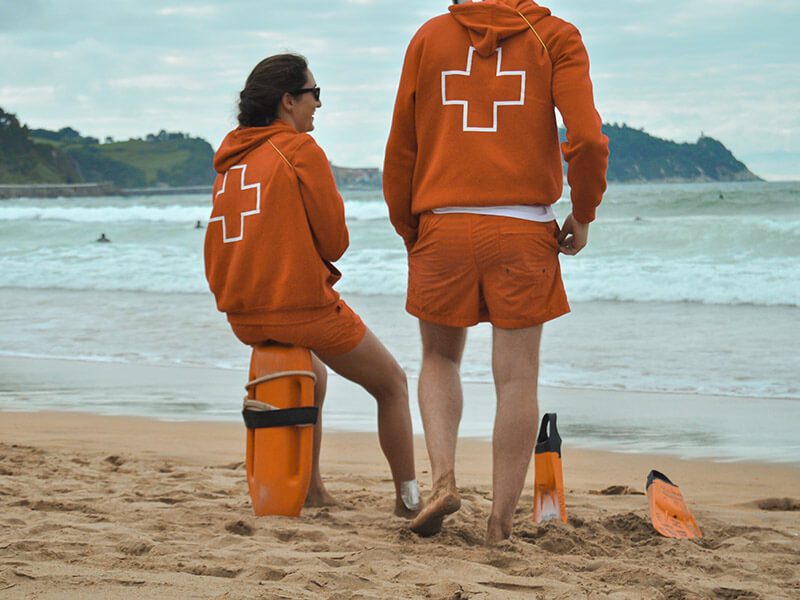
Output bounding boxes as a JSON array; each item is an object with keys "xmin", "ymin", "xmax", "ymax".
[
  {"xmin": 384, "ymin": 0, "xmax": 608, "ymax": 542},
  {"xmin": 204, "ymin": 54, "xmax": 420, "ymax": 516},
  {"xmin": 96, "ymin": 233, "xmax": 110, "ymax": 243}
]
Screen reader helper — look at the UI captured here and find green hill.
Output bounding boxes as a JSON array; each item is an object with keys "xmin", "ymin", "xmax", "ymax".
[
  {"xmin": 1, "ymin": 109, "xmax": 216, "ymax": 187},
  {"xmin": 28, "ymin": 127, "xmax": 215, "ymax": 188},
  {"xmin": 0, "ymin": 109, "xmax": 82, "ymax": 184},
  {"xmin": 1, "ymin": 106, "xmax": 761, "ymax": 188}
]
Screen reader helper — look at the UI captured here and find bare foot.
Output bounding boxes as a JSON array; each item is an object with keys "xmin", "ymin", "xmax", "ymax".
[
  {"xmin": 410, "ymin": 473, "xmax": 461, "ymax": 537},
  {"xmin": 304, "ymin": 485, "xmax": 338, "ymax": 508},
  {"xmin": 485, "ymin": 516, "xmax": 512, "ymax": 545}
]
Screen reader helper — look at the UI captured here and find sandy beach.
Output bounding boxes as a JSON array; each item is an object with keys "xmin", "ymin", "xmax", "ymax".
[
  {"xmin": 2, "ymin": 0, "xmax": 799, "ymax": 596},
  {"xmin": 1, "ymin": 410, "xmax": 798, "ymax": 600}
]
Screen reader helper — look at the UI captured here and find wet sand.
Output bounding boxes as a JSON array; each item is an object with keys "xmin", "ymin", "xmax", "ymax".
[
  {"xmin": 1, "ymin": 411, "xmax": 799, "ymax": 599},
  {"xmin": 2, "ymin": 355, "xmax": 799, "ymax": 463}
]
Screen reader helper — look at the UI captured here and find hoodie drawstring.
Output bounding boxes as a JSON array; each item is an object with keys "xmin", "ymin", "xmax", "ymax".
[
  {"xmin": 268, "ymin": 140, "xmax": 293, "ymax": 169},
  {"xmin": 516, "ymin": 10, "xmax": 550, "ymax": 61}
]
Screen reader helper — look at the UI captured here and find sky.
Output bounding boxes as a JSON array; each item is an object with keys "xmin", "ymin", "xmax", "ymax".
[{"xmin": 1, "ymin": 0, "xmax": 798, "ymax": 180}]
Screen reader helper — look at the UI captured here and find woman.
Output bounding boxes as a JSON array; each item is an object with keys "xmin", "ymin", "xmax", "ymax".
[{"xmin": 204, "ymin": 54, "xmax": 419, "ymax": 515}]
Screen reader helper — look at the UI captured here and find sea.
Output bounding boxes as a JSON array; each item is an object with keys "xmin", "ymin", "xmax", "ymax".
[{"xmin": 1, "ymin": 181, "xmax": 799, "ymax": 463}]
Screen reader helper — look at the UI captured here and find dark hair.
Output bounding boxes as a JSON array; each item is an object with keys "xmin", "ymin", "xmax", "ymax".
[{"xmin": 237, "ymin": 54, "xmax": 308, "ymax": 127}]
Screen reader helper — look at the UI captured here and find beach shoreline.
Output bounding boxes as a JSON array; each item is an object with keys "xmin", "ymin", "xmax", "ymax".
[
  {"xmin": 2, "ymin": 354, "xmax": 799, "ymax": 465},
  {"xmin": 1, "ymin": 410, "xmax": 799, "ymax": 599}
]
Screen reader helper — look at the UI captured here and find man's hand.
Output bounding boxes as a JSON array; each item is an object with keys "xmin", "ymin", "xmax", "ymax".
[{"xmin": 557, "ymin": 213, "xmax": 589, "ymax": 255}]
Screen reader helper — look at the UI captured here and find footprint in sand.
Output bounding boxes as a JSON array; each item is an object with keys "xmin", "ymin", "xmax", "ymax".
[
  {"xmin": 104, "ymin": 455, "xmax": 125, "ymax": 467},
  {"xmin": 589, "ymin": 485, "xmax": 645, "ymax": 496},
  {"xmin": 116, "ymin": 540, "xmax": 153, "ymax": 556},
  {"xmin": 224, "ymin": 520, "xmax": 254, "ymax": 536},
  {"xmin": 713, "ymin": 588, "xmax": 761, "ymax": 599},
  {"xmin": 182, "ymin": 565, "xmax": 241, "ymax": 579},
  {"xmin": 756, "ymin": 497, "xmax": 800, "ymax": 511}
]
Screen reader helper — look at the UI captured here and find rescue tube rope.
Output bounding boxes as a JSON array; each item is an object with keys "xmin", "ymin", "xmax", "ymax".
[
  {"xmin": 245, "ymin": 370, "xmax": 317, "ymax": 391},
  {"xmin": 243, "ymin": 398, "xmax": 279, "ymax": 411}
]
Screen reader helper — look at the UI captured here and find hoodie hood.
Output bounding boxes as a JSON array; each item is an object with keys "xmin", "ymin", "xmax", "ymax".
[
  {"xmin": 213, "ymin": 119, "xmax": 295, "ymax": 173},
  {"xmin": 449, "ymin": 0, "xmax": 551, "ymax": 57}
]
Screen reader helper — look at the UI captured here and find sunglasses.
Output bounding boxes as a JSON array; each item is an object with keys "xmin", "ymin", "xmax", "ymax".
[{"xmin": 292, "ymin": 86, "xmax": 321, "ymax": 101}]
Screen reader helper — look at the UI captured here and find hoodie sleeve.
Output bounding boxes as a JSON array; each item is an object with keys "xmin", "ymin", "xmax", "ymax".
[
  {"xmin": 294, "ymin": 138, "xmax": 349, "ymax": 262},
  {"xmin": 383, "ymin": 33, "xmax": 423, "ymax": 251},
  {"xmin": 551, "ymin": 25, "xmax": 609, "ymax": 224}
]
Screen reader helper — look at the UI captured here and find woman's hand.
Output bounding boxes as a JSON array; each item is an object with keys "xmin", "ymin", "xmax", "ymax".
[{"xmin": 557, "ymin": 213, "xmax": 589, "ymax": 255}]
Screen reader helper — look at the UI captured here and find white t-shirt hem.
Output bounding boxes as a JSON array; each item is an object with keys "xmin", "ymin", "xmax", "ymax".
[{"xmin": 431, "ymin": 204, "xmax": 556, "ymax": 223}]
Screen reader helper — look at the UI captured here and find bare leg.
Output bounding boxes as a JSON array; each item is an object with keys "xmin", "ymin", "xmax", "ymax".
[
  {"xmin": 410, "ymin": 320, "xmax": 467, "ymax": 536},
  {"xmin": 317, "ymin": 327, "xmax": 417, "ymax": 516},
  {"xmin": 304, "ymin": 354, "xmax": 337, "ymax": 507},
  {"xmin": 486, "ymin": 325, "xmax": 543, "ymax": 545}
]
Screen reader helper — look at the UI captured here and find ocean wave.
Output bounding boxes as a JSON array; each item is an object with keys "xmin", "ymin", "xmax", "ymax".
[
  {"xmin": 1, "ymin": 183, "xmax": 797, "ymax": 307},
  {"xmin": 0, "ymin": 204, "xmax": 209, "ymax": 224},
  {"xmin": 344, "ymin": 201, "xmax": 390, "ymax": 221},
  {"xmin": 2, "ymin": 240, "xmax": 798, "ymax": 306},
  {"xmin": 558, "ymin": 257, "xmax": 800, "ymax": 306},
  {"xmin": 0, "ymin": 199, "xmax": 390, "ymax": 224},
  {"xmin": 1, "ymin": 240, "xmax": 798, "ymax": 306},
  {"xmin": 1, "ymin": 349, "xmax": 795, "ymax": 401},
  {"xmin": 2, "ymin": 271, "xmax": 797, "ymax": 307}
]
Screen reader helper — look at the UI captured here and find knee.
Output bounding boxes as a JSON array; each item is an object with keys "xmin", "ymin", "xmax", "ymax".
[
  {"xmin": 492, "ymin": 360, "xmax": 538, "ymax": 388},
  {"xmin": 371, "ymin": 362, "xmax": 408, "ymax": 404},
  {"xmin": 312, "ymin": 358, "xmax": 328, "ymax": 396},
  {"xmin": 316, "ymin": 366, "xmax": 328, "ymax": 392},
  {"xmin": 385, "ymin": 362, "xmax": 408, "ymax": 398},
  {"xmin": 423, "ymin": 349, "xmax": 462, "ymax": 370},
  {"xmin": 420, "ymin": 322, "xmax": 465, "ymax": 365}
]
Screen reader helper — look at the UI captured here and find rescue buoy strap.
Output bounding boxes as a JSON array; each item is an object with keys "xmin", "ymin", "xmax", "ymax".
[{"xmin": 242, "ymin": 406, "xmax": 319, "ymax": 429}]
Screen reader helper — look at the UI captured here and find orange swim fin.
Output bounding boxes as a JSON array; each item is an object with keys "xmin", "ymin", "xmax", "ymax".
[
  {"xmin": 533, "ymin": 413, "xmax": 567, "ymax": 524},
  {"xmin": 243, "ymin": 344, "xmax": 318, "ymax": 517},
  {"xmin": 646, "ymin": 470, "xmax": 702, "ymax": 539}
]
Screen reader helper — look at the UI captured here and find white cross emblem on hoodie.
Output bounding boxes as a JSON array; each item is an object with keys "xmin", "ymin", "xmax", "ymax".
[
  {"xmin": 209, "ymin": 164, "xmax": 261, "ymax": 243},
  {"xmin": 442, "ymin": 46, "xmax": 526, "ymax": 132}
]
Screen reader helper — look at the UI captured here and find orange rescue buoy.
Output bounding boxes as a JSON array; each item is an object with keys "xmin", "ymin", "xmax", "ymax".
[
  {"xmin": 243, "ymin": 344, "xmax": 317, "ymax": 517},
  {"xmin": 533, "ymin": 413, "xmax": 568, "ymax": 524}
]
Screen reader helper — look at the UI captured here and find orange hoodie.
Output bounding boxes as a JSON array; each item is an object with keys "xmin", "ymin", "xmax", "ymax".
[
  {"xmin": 384, "ymin": 0, "xmax": 609, "ymax": 249},
  {"xmin": 204, "ymin": 120, "xmax": 348, "ymax": 326}
]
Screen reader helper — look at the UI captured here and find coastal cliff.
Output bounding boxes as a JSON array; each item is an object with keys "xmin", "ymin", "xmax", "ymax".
[{"xmin": 1, "ymin": 107, "xmax": 761, "ymax": 193}]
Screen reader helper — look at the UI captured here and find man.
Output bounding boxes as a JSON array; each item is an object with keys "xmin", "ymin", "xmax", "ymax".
[{"xmin": 383, "ymin": 0, "xmax": 608, "ymax": 543}]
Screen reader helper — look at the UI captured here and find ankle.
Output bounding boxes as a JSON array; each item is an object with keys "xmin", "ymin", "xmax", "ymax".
[
  {"xmin": 486, "ymin": 515, "xmax": 512, "ymax": 543},
  {"xmin": 432, "ymin": 470, "xmax": 457, "ymax": 490}
]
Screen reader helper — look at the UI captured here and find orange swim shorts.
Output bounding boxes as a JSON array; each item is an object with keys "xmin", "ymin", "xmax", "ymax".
[
  {"xmin": 230, "ymin": 299, "xmax": 367, "ymax": 356},
  {"xmin": 407, "ymin": 213, "xmax": 570, "ymax": 329}
]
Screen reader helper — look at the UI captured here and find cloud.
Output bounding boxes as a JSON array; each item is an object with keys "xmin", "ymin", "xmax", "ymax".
[
  {"xmin": 157, "ymin": 6, "xmax": 217, "ymax": 18},
  {"xmin": 159, "ymin": 53, "xmax": 196, "ymax": 67},
  {"xmin": 0, "ymin": 0, "xmax": 797, "ymax": 178},
  {"xmin": 108, "ymin": 74, "xmax": 206, "ymax": 91},
  {"xmin": 0, "ymin": 85, "xmax": 57, "ymax": 107}
]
